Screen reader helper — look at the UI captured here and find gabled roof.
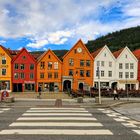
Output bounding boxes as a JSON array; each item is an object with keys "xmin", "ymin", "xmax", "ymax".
[
  {"xmin": 37, "ymin": 49, "xmax": 62, "ymax": 63},
  {"xmin": 91, "ymin": 47, "xmax": 104, "ymax": 58},
  {"xmin": 113, "ymin": 48, "xmax": 124, "ymax": 58},
  {"xmin": 133, "ymin": 49, "xmax": 140, "ymax": 59},
  {"xmin": 0, "ymin": 45, "xmax": 12, "ymax": 59},
  {"xmin": 12, "ymin": 48, "xmax": 36, "ymax": 62},
  {"xmin": 62, "ymin": 39, "xmax": 94, "ymax": 60}
]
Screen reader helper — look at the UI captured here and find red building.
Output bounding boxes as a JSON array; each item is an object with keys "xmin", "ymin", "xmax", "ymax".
[
  {"xmin": 11, "ymin": 48, "xmax": 37, "ymax": 92},
  {"xmin": 133, "ymin": 49, "xmax": 140, "ymax": 87}
]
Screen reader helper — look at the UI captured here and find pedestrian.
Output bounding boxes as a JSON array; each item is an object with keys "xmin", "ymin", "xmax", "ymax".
[
  {"xmin": 38, "ymin": 86, "xmax": 42, "ymax": 99},
  {"xmin": 113, "ymin": 88, "xmax": 119, "ymax": 100}
]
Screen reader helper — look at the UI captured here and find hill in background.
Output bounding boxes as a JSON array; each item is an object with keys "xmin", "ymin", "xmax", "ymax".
[{"xmin": 86, "ymin": 26, "xmax": 140, "ymax": 52}]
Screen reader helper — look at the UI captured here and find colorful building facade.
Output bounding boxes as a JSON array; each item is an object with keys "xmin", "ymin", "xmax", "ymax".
[
  {"xmin": 37, "ymin": 49, "xmax": 62, "ymax": 92},
  {"xmin": 62, "ymin": 40, "xmax": 94, "ymax": 91},
  {"xmin": 12, "ymin": 48, "xmax": 36, "ymax": 92},
  {"xmin": 133, "ymin": 49, "xmax": 140, "ymax": 88},
  {"xmin": 0, "ymin": 45, "xmax": 12, "ymax": 92}
]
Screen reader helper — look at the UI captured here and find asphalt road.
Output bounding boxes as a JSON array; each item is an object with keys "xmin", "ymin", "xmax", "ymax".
[{"xmin": 0, "ymin": 106, "xmax": 140, "ymax": 140}]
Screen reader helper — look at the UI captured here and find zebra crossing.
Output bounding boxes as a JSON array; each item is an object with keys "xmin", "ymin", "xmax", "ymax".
[
  {"xmin": 98, "ymin": 108, "xmax": 140, "ymax": 135},
  {"xmin": 0, "ymin": 107, "xmax": 113, "ymax": 135},
  {"xmin": 0, "ymin": 108, "xmax": 10, "ymax": 114}
]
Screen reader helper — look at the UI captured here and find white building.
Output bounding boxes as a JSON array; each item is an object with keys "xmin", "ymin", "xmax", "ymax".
[
  {"xmin": 92, "ymin": 45, "xmax": 116, "ymax": 89},
  {"xmin": 113, "ymin": 46, "xmax": 139, "ymax": 90}
]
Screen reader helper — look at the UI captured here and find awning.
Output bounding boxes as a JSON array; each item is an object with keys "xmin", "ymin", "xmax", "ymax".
[{"xmin": 118, "ymin": 80, "xmax": 139, "ymax": 84}]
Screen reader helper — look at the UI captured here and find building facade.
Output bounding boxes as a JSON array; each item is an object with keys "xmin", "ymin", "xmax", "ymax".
[
  {"xmin": 62, "ymin": 40, "xmax": 94, "ymax": 91},
  {"xmin": 0, "ymin": 45, "xmax": 12, "ymax": 92},
  {"xmin": 113, "ymin": 47, "xmax": 139, "ymax": 90},
  {"xmin": 133, "ymin": 49, "xmax": 140, "ymax": 88},
  {"xmin": 12, "ymin": 48, "xmax": 36, "ymax": 92},
  {"xmin": 92, "ymin": 45, "xmax": 116, "ymax": 89},
  {"xmin": 37, "ymin": 49, "xmax": 62, "ymax": 92}
]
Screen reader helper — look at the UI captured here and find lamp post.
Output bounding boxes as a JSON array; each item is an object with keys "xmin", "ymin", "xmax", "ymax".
[{"xmin": 97, "ymin": 66, "xmax": 101, "ymax": 104}]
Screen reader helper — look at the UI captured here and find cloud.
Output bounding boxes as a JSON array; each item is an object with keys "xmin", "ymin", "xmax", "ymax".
[
  {"xmin": 0, "ymin": 40, "xmax": 6, "ymax": 44},
  {"xmin": 0, "ymin": 0, "xmax": 139, "ymax": 49}
]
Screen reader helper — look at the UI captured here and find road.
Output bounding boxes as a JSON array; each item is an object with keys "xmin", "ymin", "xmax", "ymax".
[{"xmin": 0, "ymin": 106, "xmax": 140, "ymax": 140}]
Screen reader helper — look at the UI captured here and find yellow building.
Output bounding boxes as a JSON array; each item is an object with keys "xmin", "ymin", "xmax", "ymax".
[{"xmin": 0, "ymin": 45, "xmax": 12, "ymax": 92}]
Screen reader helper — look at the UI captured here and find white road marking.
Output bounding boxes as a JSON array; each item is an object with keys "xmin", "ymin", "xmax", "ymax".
[
  {"xmin": 111, "ymin": 112, "xmax": 121, "ymax": 116},
  {"xmin": 30, "ymin": 108, "xmax": 85, "ymax": 110},
  {"xmin": 122, "ymin": 123, "xmax": 138, "ymax": 128},
  {"xmin": 127, "ymin": 121, "xmax": 140, "ymax": 125},
  {"xmin": 26, "ymin": 110, "xmax": 89, "ymax": 113},
  {"xmin": 0, "ymin": 129, "xmax": 113, "ymax": 135},
  {"xmin": 17, "ymin": 117, "xmax": 97, "ymax": 121},
  {"xmin": 133, "ymin": 130, "xmax": 140, "ymax": 135},
  {"xmin": 102, "ymin": 110, "xmax": 114, "ymax": 114},
  {"xmin": 1, "ymin": 108, "xmax": 10, "ymax": 111},
  {"xmin": 106, "ymin": 114, "xmax": 117, "ymax": 117},
  {"xmin": 98, "ymin": 109, "xmax": 105, "ymax": 111},
  {"xmin": 10, "ymin": 122, "xmax": 103, "ymax": 127},
  {"xmin": 22, "ymin": 113, "xmax": 92, "ymax": 116},
  {"xmin": 119, "ymin": 116, "xmax": 130, "ymax": 120},
  {"xmin": 0, "ymin": 111, "xmax": 4, "ymax": 113},
  {"xmin": 113, "ymin": 118, "xmax": 125, "ymax": 122}
]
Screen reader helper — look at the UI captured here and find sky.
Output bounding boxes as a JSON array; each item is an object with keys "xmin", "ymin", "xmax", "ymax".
[{"xmin": 0, "ymin": 0, "xmax": 140, "ymax": 51}]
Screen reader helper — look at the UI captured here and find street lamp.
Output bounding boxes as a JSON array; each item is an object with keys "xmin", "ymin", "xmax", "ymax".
[{"xmin": 97, "ymin": 66, "xmax": 101, "ymax": 104}]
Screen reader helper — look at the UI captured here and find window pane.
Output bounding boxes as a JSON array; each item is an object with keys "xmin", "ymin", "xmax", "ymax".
[
  {"xmin": 2, "ymin": 69, "xmax": 6, "ymax": 75},
  {"xmin": 119, "ymin": 63, "xmax": 123, "ymax": 69},
  {"xmin": 30, "ymin": 64, "xmax": 34, "ymax": 70},
  {"xmin": 69, "ymin": 58, "xmax": 74, "ymax": 66},
  {"xmin": 54, "ymin": 72, "xmax": 58, "ymax": 78},
  {"xmin": 54, "ymin": 62, "xmax": 58, "ymax": 69},
  {"xmin": 40, "ymin": 73, "xmax": 44, "ymax": 78},
  {"xmin": 80, "ymin": 70, "xmax": 84, "ymax": 77},
  {"xmin": 20, "ymin": 64, "xmax": 25, "ymax": 70},
  {"xmin": 48, "ymin": 62, "xmax": 52, "ymax": 70},
  {"xmin": 69, "ymin": 69, "xmax": 73, "ymax": 76},
  {"xmin": 14, "ymin": 73, "xmax": 18, "ymax": 79},
  {"xmin": 2, "ymin": 57, "xmax": 6, "ymax": 64},
  {"xmin": 80, "ymin": 60, "xmax": 84, "ymax": 66},
  {"xmin": 86, "ymin": 60, "xmax": 90, "ymax": 66},
  {"xmin": 40, "ymin": 61, "xmax": 45, "ymax": 69},
  {"xmin": 86, "ymin": 70, "xmax": 90, "ymax": 77},
  {"xmin": 48, "ymin": 73, "xmax": 52, "ymax": 78}
]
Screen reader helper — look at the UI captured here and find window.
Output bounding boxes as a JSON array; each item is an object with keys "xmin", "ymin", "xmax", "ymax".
[
  {"xmin": 30, "ymin": 73, "xmax": 34, "ymax": 79},
  {"xmin": 54, "ymin": 72, "xmax": 58, "ymax": 79},
  {"xmin": 48, "ymin": 62, "xmax": 52, "ymax": 70},
  {"xmin": 108, "ymin": 71, "xmax": 112, "ymax": 77},
  {"xmin": 2, "ymin": 57, "xmax": 6, "ymax": 64},
  {"xmin": 104, "ymin": 53, "xmax": 106, "ymax": 57},
  {"xmin": 109, "ymin": 61, "xmax": 112, "ymax": 67},
  {"xmin": 130, "ymin": 72, "xmax": 134, "ymax": 78},
  {"xmin": 48, "ymin": 73, "xmax": 52, "ymax": 78},
  {"xmin": 74, "ymin": 49, "xmax": 77, "ymax": 54},
  {"xmin": 20, "ymin": 64, "xmax": 25, "ymax": 70},
  {"xmin": 69, "ymin": 58, "xmax": 74, "ymax": 66},
  {"xmin": 101, "ymin": 71, "xmax": 104, "ymax": 77},
  {"xmin": 125, "ymin": 54, "xmax": 127, "ymax": 58},
  {"xmin": 40, "ymin": 73, "xmax": 44, "ymax": 79},
  {"xmin": 86, "ymin": 70, "xmax": 90, "ymax": 77},
  {"xmin": 97, "ymin": 61, "xmax": 100, "ymax": 66},
  {"xmin": 22, "ymin": 56, "xmax": 26, "ymax": 59},
  {"xmin": 54, "ymin": 62, "xmax": 58, "ymax": 69},
  {"xmin": 80, "ymin": 70, "xmax": 84, "ymax": 77},
  {"xmin": 125, "ymin": 72, "xmax": 129, "ymax": 78},
  {"xmin": 14, "ymin": 73, "xmax": 18, "ymax": 79},
  {"xmin": 2, "ymin": 69, "xmax": 6, "ymax": 75},
  {"xmin": 30, "ymin": 64, "xmax": 34, "ymax": 70},
  {"xmin": 101, "ymin": 61, "xmax": 104, "ymax": 67},
  {"xmin": 86, "ymin": 60, "xmax": 90, "ymax": 66},
  {"xmin": 69, "ymin": 69, "xmax": 73, "ymax": 76},
  {"xmin": 14, "ymin": 64, "xmax": 18, "ymax": 69},
  {"xmin": 130, "ymin": 63, "xmax": 134, "ymax": 69},
  {"xmin": 40, "ymin": 61, "xmax": 45, "ymax": 69},
  {"xmin": 80, "ymin": 60, "xmax": 84, "ymax": 66},
  {"xmin": 20, "ymin": 73, "xmax": 25, "ymax": 79},
  {"xmin": 119, "ymin": 72, "xmax": 123, "ymax": 78},
  {"xmin": 96, "ymin": 70, "xmax": 99, "ymax": 77},
  {"xmin": 125, "ymin": 63, "xmax": 129, "ymax": 69},
  {"xmin": 119, "ymin": 63, "xmax": 123, "ymax": 69},
  {"xmin": 48, "ymin": 55, "xmax": 51, "ymax": 59}
]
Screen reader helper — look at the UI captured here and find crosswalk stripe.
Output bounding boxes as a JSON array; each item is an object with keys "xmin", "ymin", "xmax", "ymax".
[
  {"xmin": 30, "ymin": 108, "xmax": 85, "ymax": 110},
  {"xmin": 106, "ymin": 114, "xmax": 117, "ymax": 117},
  {"xmin": 1, "ymin": 108, "xmax": 10, "ymax": 111},
  {"xmin": 17, "ymin": 117, "xmax": 97, "ymax": 121},
  {"xmin": 10, "ymin": 122, "xmax": 103, "ymax": 127},
  {"xmin": 0, "ymin": 111, "xmax": 4, "ymax": 113},
  {"xmin": 113, "ymin": 118, "xmax": 125, "ymax": 122},
  {"xmin": 121, "ymin": 123, "xmax": 138, "ymax": 128},
  {"xmin": 0, "ymin": 129, "xmax": 113, "ymax": 135},
  {"xmin": 22, "ymin": 113, "xmax": 92, "ymax": 116},
  {"xmin": 119, "ymin": 116, "xmax": 130, "ymax": 120},
  {"xmin": 133, "ymin": 130, "xmax": 140, "ymax": 135},
  {"xmin": 26, "ymin": 110, "xmax": 88, "ymax": 113}
]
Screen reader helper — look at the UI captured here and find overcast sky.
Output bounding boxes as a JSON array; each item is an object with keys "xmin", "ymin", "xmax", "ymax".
[{"xmin": 0, "ymin": 0, "xmax": 140, "ymax": 51}]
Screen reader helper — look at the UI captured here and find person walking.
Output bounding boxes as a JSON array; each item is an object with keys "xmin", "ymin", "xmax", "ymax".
[
  {"xmin": 113, "ymin": 88, "xmax": 119, "ymax": 100},
  {"xmin": 38, "ymin": 86, "xmax": 42, "ymax": 99}
]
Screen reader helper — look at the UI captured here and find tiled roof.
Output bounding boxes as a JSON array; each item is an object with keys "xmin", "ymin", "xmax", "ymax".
[
  {"xmin": 133, "ymin": 49, "xmax": 140, "ymax": 59},
  {"xmin": 91, "ymin": 47, "xmax": 103, "ymax": 58},
  {"xmin": 113, "ymin": 48, "xmax": 124, "ymax": 58}
]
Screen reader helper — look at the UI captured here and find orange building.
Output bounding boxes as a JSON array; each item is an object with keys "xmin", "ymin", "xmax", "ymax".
[
  {"xmin": 0, "ymin": 45, "xmax": 12, "ymax": 92},
  {"xmin": 62, "ymin": 40, "xmax": 94, "ymax": 91},
  {"xmin": 37, "ymin": 49, "xmax": 62, "ymax": 92}
]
